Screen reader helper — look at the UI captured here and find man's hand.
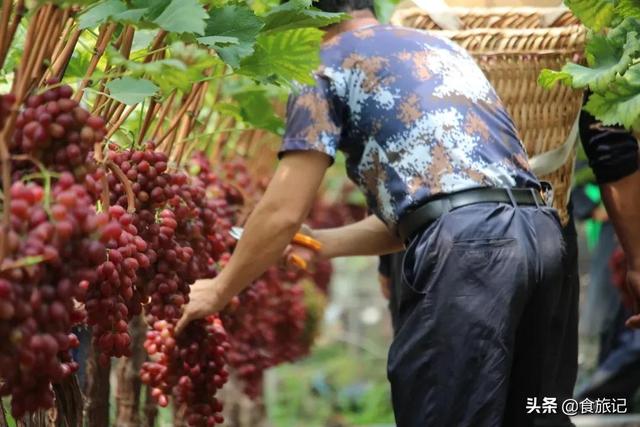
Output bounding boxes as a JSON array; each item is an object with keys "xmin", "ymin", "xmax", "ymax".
[
  {"xmin": 625, "ymin": 270, "xmax": 640, "ymax": 328},
  {"xmin": 175, "ymin": 278, "xmax": 228, "ymax": 335},
  {"xmin": 282, "ymin": 225, "xmax": 319, "ymax": 271},
  {"xmin": 175, "ymin": 226, "xmax": 320, "ymax": 335}
]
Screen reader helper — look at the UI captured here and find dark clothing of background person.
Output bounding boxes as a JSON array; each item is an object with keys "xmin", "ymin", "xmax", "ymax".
[{"xmin": 579, "ymin": 104, "xmax": 639, "ymax": 185}]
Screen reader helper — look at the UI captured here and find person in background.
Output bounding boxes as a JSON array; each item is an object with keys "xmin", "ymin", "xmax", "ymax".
[
  {"xmin": 578, "ymin": 97, "xmax": 640, "ymax": 329},
  {"xmin": 575, "ymin": 107, "xmax": 640, "ymax": 405},
  {"xmin": 177, "ymin": 2, "xmax": 568, "ymax": 426},
  {"xmin": 573, "ymin": 152, "xmax": 620, "ymax": 352}
]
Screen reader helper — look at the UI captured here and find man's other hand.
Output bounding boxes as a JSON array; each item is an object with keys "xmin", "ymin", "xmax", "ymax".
[{"xmin": 625, "ymin": 270, "xmax": 640, "ymax": 328}]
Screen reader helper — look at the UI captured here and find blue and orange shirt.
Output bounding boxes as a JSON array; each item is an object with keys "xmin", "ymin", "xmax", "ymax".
[{"xmin": 279, "ymin": 24, "xmax": 540, "ymax": 226}]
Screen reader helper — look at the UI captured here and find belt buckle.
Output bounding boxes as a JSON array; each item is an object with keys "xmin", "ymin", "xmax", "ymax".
[{"xmin": 539, "ymin": 181, "xmax": 554, "ymax": 207}]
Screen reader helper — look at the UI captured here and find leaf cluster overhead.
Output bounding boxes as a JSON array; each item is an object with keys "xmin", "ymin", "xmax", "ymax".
[{"xmin": 540, "ymin": 0, "xmax": 640, "ymax": 129}]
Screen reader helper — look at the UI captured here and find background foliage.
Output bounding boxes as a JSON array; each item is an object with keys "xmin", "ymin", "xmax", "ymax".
[{"xmin": 540, "ymin": 0, "xmax": 640, "ymax": 130}]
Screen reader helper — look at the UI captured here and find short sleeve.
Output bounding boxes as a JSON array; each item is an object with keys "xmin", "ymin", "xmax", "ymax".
[
  {"xmin": 579, "ymin": 93, "xmax": 639, "ymax": 184},
  {"xmin": 279, "ymin": 74, "xmax": 343, "ymax": 162}
]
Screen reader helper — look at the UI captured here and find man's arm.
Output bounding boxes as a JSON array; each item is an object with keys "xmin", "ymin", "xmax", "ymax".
[
  {"xmin": 601, "ymin": 171, "xmax": 640, "ymax": 327},
  {"xmin": 314, "ymin": 214, "xmax": 404, "ymax": 258},
  {"xmin": 175, "ymin": 151, "xmax": 329, "ymax": 333}
]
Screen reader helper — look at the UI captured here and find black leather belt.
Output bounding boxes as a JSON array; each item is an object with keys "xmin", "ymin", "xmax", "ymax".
[{"xmin": 397, "ymin": 187, "xmax": 546, "ymax": 242}]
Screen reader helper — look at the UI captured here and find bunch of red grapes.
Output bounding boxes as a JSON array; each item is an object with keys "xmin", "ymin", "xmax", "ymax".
[
  {"xmin": 92, "ymin": 145, "xmax": 189, "ymax": 323},
  {"xmin": 188, "ymin": 151, "xmax": 237, "ymax": 251},
  {"xmin": 0, "ymin": 75, "xmax": 336, "ymax": 419},
  {"xmin": 97, "ymin": 145, "xmax": 229, "ymax": 325},
  {"xmin": 77, "ymin": 205, "xmax": 149, "ymax": 366},
  {"xmin": 221, "ymin": 267, "xmax": 307, "ymax": 398},
  {"xmin": 95, "ymin": 146, "xmax": 235, "ymax": 418},
  {"xmin": 140, "ymin": 317, "xmax": 230, "ymax": 426},
  {"xmin": 11, "ymin": 85, "xmax": 105, "ymax": 179},
  {"xmin": 0, "ymin": 175, "xmax": 106, "ymax": 417}
]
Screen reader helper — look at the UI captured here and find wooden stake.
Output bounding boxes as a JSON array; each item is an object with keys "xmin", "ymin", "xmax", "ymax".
[
  {"xmin": 83, "ymin": 346, "xmax": 110, "ymax": 427},
  {"xmin": 142, "ymin": 387, "xmax": 157, "ymax": 427},
  {"xmin": 137, "ymin": 99, "xmax": 159, "ymax": 144},
  {"xmin": 44, "ymin": 29, "xmax": 81, "ymax": 84},
  {"xmin": 115, "ymin": 315, "xmax": 146, "ymax": 427},
  {"xmin": 105, "ymin": 104, "xmax": 136, "ymax": 141},
  {"xmin": 150, "ymin": 91, "xmax": 177, "ymax": 142},
  {"xmin": 52, "ymin": 375, "xmax": 84, "ymax": 427},
  {"xmin": 73, "ymin": 23, "xmax": 117, "ymax": 101},
  {"xmin": 170, "ymin": 114, "xmax": 192, "ymax": 167},
  {"xmin": 0, "ymin": 0, "xmax": 25, "ymax": 69},
  {"xmin": 156, "ymin": 85, "xmax": 204, "ymax": 150},
  {"xmin": 0, "ymin": 0, "xmax": 13, "ymax": 65}
]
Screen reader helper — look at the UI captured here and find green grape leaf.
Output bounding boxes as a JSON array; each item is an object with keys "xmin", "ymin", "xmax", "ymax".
[
  {"xmin": 564, "ymin": 0, "xmax": 616, "ymax": 31},
  {"xmin": 608, "ymin": 17, "xmax": 640, "ymax": 46},
  {"xmin": 112, "ymin": 8, "xmax": 148, "ymax": 23},
  {"xmin": 584, "ymin": 64, "xmax": 640, "ymax": 128},
  {"xmin": 234, "ymin": 90, "xmax": 284, "ymax": 134},
  {"xmin": 153, "ymin": 0, "xmax": 208, "ymax": 35},
  {"xmin": 538, "ymin": 69, "xmax": 573, "ymax": 89},
  {"xmin": 374, "ymin": 0, "xmax": 401, "ymax": 24},
  {"xmin": 616, "ymin": 0, "xmax": 640, "ymax": 20},
  {"xmin": 212, "ymin": 102, "xmax": 243, "ymax": 121},
  {"xmin": 203, "ymin": 5, "xmax": 264, "ymax": 68},
  {"xmin": 560, "ymin": 31, "xmax": 640, "ymax": 91},
  {"xmin": 262, "ymin": 0, "xmax": 348, "ymax": 33},
  {"xmin": 136, "ymin": 0, "xmax": 171, "ymax": 21},
  {"xmin": 64, "ymin": 49, "xmax": 93, "ymax": 79},
  {"xmin": 78, "ymin": 0, "xmax": 127, "ymax": 29},
  {"xmin": 131, "ymin": 29, "xmax": 160, "ymax": 51},
  {"xmin": 239, "ymin": 28, "xmax": 323, "ymax": 86},
  {"xmin": 106, "ymin": 77, "xmax": 159, "ymax": 105}
]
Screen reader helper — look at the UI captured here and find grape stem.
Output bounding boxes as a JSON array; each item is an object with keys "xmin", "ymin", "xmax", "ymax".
[
  {"xmin": 11, "ymin": 153, "xmax": 57, "ymax": 214},
  {"xmin": 93, "ymin": 142, "xmax": 111, "ymax": 211},
  {"xmin": 106, "ymin": 159, "xmax": 136, "ymax": 213}
]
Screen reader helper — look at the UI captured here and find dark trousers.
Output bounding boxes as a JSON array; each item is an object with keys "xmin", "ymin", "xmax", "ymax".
[{"xmin": 387, "ymin": 202, "xmax": 577, "ymax": 427}]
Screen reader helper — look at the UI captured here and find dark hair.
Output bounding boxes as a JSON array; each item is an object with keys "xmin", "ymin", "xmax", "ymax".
[{"xmin": 312, "ymin": 0, "xmax": 375, "ymax": 13}]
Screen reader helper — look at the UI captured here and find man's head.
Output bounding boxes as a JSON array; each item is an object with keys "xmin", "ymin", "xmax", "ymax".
[{"xmin": 313, "ymin": 0, "xmax": 375, "ymax": 13}]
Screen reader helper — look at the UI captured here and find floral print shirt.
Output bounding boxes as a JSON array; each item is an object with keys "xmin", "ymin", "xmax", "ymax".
[{"xmin": 280, "ymin": 24, "xmax": 539, "ymax": 226}]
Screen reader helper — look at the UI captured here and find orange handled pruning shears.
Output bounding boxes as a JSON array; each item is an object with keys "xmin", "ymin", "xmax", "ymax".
[{"xmin": 229, "ymin": 226, "xmax": 322, "ymax": 271}]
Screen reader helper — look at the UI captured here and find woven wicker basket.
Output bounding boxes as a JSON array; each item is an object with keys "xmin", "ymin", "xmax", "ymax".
[{"xmin": 391, "ymin": 7, "xmax": 587, "ymax": 225}]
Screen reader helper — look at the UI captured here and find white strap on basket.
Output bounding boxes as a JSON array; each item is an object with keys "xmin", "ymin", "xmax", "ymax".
[
  {"xmin": 412, "ymin": 0, "xmax": 462, "ymax": 30},
  {"xmin": 409, "ymin": 2, "xmax": 570, "ymax": 31},
  {"xmin": 528, "ymin": 113, "xmax": 580, "ymax": 178}
]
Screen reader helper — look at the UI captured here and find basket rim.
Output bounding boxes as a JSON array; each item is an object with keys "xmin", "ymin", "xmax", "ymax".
[
  {"xmin": 394, "ymin": 5, "xmax": 573, "ymax": 16},
  {"xmin": 434, "ymin": 24, "xmax": 586, "ymax": 37},
  {"xmin": 390, "ymin": 5, "xmax": 582, "ymax": 32}
]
